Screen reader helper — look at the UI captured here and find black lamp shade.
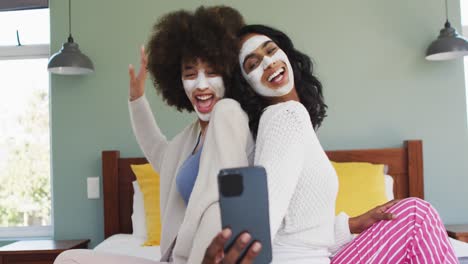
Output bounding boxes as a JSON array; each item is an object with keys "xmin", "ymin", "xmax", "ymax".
[
  {"xmin": 47, "ymin": 36, "xmax": 94, "ymax": 75},
  {"xmin": 426, "ymin": 22, "xmax": 468, "ymax": 61}
]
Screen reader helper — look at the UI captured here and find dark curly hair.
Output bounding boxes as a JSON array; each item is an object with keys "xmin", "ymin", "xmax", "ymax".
[
  {"xmin": 146, "ymin": 6, "xmax": 245, "ymax": 112},
  {"xmin": 227, "ymin": 25, "xmax": 327, "ymax": 138}
]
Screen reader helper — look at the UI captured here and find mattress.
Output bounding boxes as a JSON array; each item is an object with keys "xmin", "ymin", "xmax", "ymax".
[
  {"xmin": 94, "ymin": 234, "xmax": 161, "ymax": 261},
  {"xmin": 94, "ymin": 234, "xmax": 468, "ymax": 262},
  {"xmin": 450, "ymin": 237, "xmax": 468, "ymax": 264}
]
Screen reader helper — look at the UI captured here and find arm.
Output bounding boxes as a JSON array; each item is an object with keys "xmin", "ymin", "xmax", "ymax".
[
  {"xmin": 254, "ymin": 102, "xmax": 308, "ymax": 240},
  {"xmin": 329, "ymin": 199, "xmax": 400, "ymax": 254},
  {"xmin": 329, "ymin": 212, "xmax": 354, "ymax": 254},
  {"xmin": 129, "ymin": 95, "xmax": 169, "ymax": 173},
  {"xmin": 128, "ymin": 46, "xmax": 168, "ymax": 172}
]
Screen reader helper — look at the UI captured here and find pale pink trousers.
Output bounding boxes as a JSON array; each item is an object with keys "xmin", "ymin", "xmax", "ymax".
[{"xmin": 331, "ymin": 198, "xmax": 458, "ymax": 264}]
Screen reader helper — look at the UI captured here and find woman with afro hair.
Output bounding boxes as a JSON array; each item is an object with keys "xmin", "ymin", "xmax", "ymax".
[
  {"xmin": 55, "ymin": 6, "xmax": 261, "ymax": 264},
  {"xmin": 128, "ymin": 6, "xmax": 262, "ymax": 264}
]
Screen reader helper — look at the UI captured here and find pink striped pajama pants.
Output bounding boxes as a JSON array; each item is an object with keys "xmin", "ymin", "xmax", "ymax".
[{"xmin": 331, "ymin": 198, "xmax": 458, "ymax": 264}]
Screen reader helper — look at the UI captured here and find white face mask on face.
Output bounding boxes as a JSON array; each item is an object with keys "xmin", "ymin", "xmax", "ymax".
[
  {"xmin": 239, "ymin": 35, "xmax": 294, "ymax": 97},
  {"xmin": 182, "ymin": 70, "xmax": 225, "ymax": 121}
]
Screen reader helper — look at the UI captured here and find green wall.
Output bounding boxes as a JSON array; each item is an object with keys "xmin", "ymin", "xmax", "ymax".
[
  {"xmin": 0, "ymin": 241, "xmax": 15, "ymax": 247},
  {"xmin": 50, "ymin": 0, "xmax": 468, "ymax": 247}
]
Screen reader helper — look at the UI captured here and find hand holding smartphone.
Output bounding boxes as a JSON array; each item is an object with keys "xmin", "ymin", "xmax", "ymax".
[{"xmin": 218, "ymin": 166, "xmax": 272, "ymax": 264}]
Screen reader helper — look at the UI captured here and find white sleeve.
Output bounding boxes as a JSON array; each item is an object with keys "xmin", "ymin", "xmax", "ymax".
[
  {"xmin": 329, "ymin": 212, "xmax": 355, "ymax": 254},
  {"xmin": 128, "ymin": 94, "xmax": 169, "ymax": 173},
  {"xmin": 254, "ymin": 102, "xmax": 309, "ymax": 240},
  {"xmin": 185, "ymin": 203, "xmax": 222, "ymax": 264}
]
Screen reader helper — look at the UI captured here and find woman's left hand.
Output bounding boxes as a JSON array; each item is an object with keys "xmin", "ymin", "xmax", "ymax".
[{"xmin": 348, "ymin": 199, "xmax": 401, "ymax": 234}]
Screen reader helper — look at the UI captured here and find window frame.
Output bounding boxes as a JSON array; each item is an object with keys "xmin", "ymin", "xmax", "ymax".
[
  {"xmin": 0, "ymin": 0, "xmax": 48, "ymax": 12},
  {"xmin": 0, "ymin": 43, "xmax": 53, "ymax": 239},
  {"xmin": 0, "ymin": 44, "xmax": 49, "ymax": 60},
  {"xmin": 463, "ymin": 24, "xmax": 468, "ymax": 128}
]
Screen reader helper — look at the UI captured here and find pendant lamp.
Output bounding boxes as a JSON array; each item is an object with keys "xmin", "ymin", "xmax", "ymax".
[
  {"xmin": 47, "ymin": 0, "xmax": 94, "ymax": 75},
  {"xmin": 426, "ymin": 0, "xmax": 468, "ymax": 61}
]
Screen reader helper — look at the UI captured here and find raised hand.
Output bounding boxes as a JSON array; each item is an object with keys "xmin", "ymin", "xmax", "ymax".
[
  {"xmin": 202, "ymin": 228, "xmax": 262, "ymax": 264},
  {"xmin": 349, "ymin": 199, "xmax": 401, "ymax": 234},
  {"xmin": 128, "ymin": 45, "xmax": 148, "ymax": 101}
]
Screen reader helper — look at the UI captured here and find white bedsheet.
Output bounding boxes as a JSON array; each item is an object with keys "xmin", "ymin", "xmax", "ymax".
[
  {"xmin": 450, "ymin": 237, "xmax": 468, "ymax": 258},
  {"xmin": 94, "ymin": 234, "xmax": 161, "ymax": 261},
  {"xmin": 94, "ymin": 234, "xmax": 468, "ymax": 261}
]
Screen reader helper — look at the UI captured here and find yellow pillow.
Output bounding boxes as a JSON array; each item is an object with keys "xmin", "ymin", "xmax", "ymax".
[
  {"xmin": 131, "ymin": 163, "xmax": 161, "ymax": 246},
  {"xmin": 332, "ymin": 161, "xmax": 388, "ymax": 217}
]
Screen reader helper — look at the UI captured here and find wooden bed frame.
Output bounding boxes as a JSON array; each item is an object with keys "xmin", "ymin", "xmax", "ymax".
[{"xmin": 102, "ymin": 140, "xmax": 424, "ymax": 239}]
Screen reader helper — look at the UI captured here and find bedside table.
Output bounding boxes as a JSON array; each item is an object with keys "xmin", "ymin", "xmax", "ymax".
[
  {"xmin": 0, "ymin": 239, "xmax": 89, "ymax": 264},
  {"xmin": 446, "ymin": 224, "xmax": 468, "ymax": 243}
]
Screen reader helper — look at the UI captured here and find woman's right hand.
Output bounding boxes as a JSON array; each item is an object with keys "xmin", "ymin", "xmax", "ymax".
[
  {"xmin": 128, "ymin": 45, "xmax": 148, "ymax": 101},
  {"xmin": 202, "ymin": 228, "xmax": 262, "ymax": 264}
]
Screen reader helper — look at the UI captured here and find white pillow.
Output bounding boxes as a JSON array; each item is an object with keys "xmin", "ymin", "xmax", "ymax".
[
  {"xmin": 384, "ymin": 175, "xmax": 394, "ymax": 201},
  {"xmin": 131, "ymin": 181, "xmax": 147, "ymax": 239}
]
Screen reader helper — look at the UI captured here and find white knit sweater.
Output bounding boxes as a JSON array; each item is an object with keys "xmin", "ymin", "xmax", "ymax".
[{"xmin": 255, "ymin": 101, "xmax": 353, "ymax": 263}]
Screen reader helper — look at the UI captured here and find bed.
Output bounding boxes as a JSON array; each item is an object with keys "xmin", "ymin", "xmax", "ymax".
[{"xmin": 97, "ymin": 139, "xmax": 468, "ymax": 262}]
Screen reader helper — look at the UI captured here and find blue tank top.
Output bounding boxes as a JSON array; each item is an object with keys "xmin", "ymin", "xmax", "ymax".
[{"xmin": 176, "ymin": 144, "xmax": 203, "ymax": 205}]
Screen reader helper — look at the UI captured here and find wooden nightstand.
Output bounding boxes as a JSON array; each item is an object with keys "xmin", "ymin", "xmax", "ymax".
[
  {"xmin": 0, "ymin": 239, "xmax": 89, "ymax": 264},
  {"xmin": 446, "ymin": 224, "xmax": 468, "ymax": 243}
]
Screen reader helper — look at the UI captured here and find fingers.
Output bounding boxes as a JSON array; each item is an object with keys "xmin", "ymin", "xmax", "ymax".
[
  {"xmin": 128, "ymin": 64, "xmax": 136, "ymax": 82},
  {"xmin": 128, "ymin": 46, "xmax": 148, "ymax": 83},
  {"xmin": 128, "ymin": 64, "xmax": 135, "ymax": 77},
  {"xmin": 128, "ymin": 46, "xmax": 148, "ymax": 100},
  {"xmin": 139, "ymin": 45, "xmax": 148, "ymax": 79},
  {"xmin": 374, "ymin": 199, "xmax": 401, "ymax": 221},
  {"xmin": 381, "ymin": 199, "xmax": 401, "ymax": 212},
  {"xmin": 377, "ymin": 212, "xmax": 396, "ymax": 220},
  {"xmin": 137, "ymin": 46, "xmax": 148, "ymax": 81},
  {"xmin": 140, "ymin": 45, "xmax": 148, "ymax": 67},
  {"xmin": 240, "ymin": 242, "xmax": 262, "ymax": 264},
  {"xmin": 203, "ymin": 229, "xmax": 231, "ymax": 264},
  {"xmin": 385, "ymin": 199, "xmax": 401, "ymax": 207},
  {"xmin": 224, "ymin": 232, "xmax": 251, "ymax": 264}
]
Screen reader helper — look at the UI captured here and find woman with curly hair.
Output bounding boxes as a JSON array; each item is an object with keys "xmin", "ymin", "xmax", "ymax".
[
  {"xmin": 205, "ymin": 24, "xmax": 457, "ymax": 263},
  {"xmin": 128, "ymin": 7, "xmax": 260, "ymax": 263},
  {"xmin": 55, "ymin": 6, "xmax": 261, "ymax": 264}
]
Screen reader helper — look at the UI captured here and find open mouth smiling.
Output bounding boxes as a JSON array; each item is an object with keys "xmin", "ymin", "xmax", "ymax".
[
  {"xmin": 194, "ymin": 93, "xmax": 216, "ymax": 113},
  {"xmin": 267, "ymin": 67, "xmax": 285, "ymax": 83},
  {"xmin": 196, "ymin": 94, "xmax": 214, "ymax": 101},
  {"xmin": 265, "ymin": 66, "xmax": 287, "ymax": 85}
]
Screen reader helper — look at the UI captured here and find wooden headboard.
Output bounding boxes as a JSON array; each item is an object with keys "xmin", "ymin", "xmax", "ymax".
[{"xmin": 102, "ymin": 139, "xmax": 424, "ymax": 238}]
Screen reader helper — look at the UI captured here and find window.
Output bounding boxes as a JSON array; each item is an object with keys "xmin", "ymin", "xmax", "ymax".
[
  {"xmin": 0, "ymin": 8, "xmax": 52, "ymax": 238},
  {"xmin": 462, "ymin": 1, "xmax": 468, "ymax": 121}
]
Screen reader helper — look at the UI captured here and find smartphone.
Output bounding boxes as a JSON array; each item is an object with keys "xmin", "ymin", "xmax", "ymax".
[{"xmin": 218, "ymin": 166, "xmax": 272, "ymax": 264}]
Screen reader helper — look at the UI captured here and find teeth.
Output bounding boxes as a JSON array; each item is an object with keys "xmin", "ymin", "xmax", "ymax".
[
  {"xmin": 268, "ymin": 68, "xmax": 285, "ymax": 82},
  {"xmin": 196, "ymin": 94, "xmax": 213, "ymax": 101}
]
